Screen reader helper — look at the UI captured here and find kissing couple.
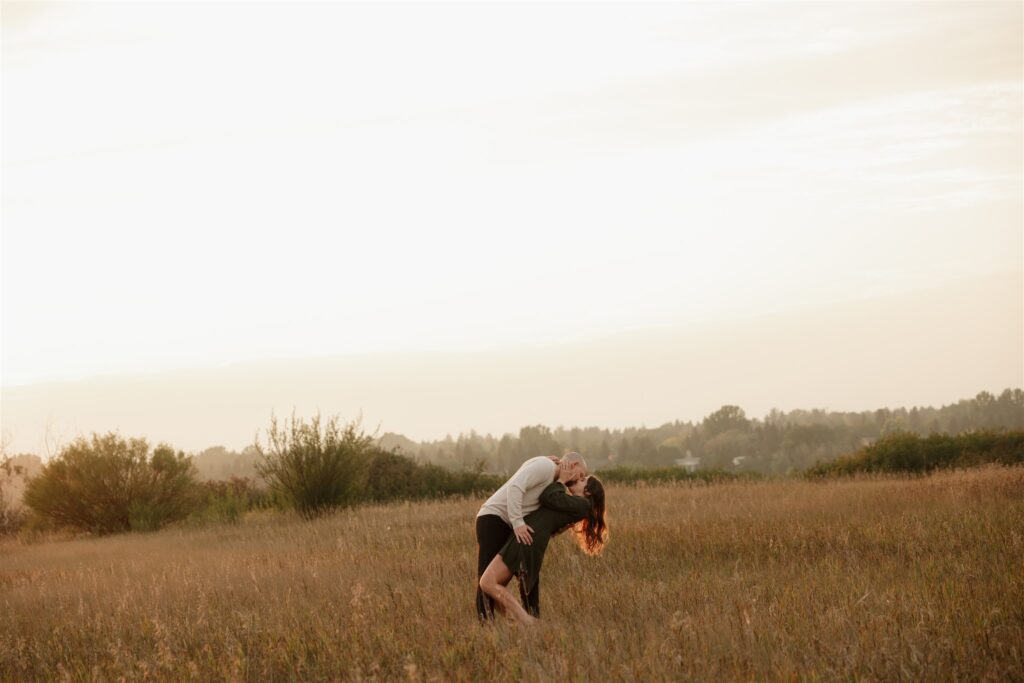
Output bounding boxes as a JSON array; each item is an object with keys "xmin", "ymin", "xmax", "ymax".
[{"xmin": 475, "ymin": 452, "xmax": 608, "ymax": 624}]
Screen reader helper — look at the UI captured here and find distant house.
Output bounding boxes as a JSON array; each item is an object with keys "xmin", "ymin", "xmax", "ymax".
[
  {"xmin": 732, "ymin": 455, "xmax": 747, "ymax": 467},
  {"xmin": 675, "ymin": 451, "xmax": 700, "ymax": 472}
]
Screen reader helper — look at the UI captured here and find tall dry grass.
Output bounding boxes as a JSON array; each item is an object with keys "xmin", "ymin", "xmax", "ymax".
[{"xmin": 2, "ymin": 466, "xmax": 1022, "ymax": 681}]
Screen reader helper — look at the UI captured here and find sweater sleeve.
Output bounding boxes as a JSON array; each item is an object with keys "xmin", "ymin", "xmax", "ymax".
[
  {"xmin": 539, "ymin": 481, "xmax": 592, "ymax": 516},
  {"xmin": 507, "ymin": 458, "xmax": 557, "ymax": 528}
]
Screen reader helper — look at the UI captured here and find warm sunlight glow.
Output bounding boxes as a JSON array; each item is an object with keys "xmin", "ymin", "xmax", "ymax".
[{"xmin": 2, "ymin": 2, "xmax": 1021, "ymax": 451}]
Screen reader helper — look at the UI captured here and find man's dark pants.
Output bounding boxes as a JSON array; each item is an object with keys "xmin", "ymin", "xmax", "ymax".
[{"xmin": 475, "ymin": 514, "xmax": 540, "ymax": 620}]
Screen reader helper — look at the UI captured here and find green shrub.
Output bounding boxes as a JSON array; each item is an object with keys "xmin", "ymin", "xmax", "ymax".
[
  {"xmin": 191, "ymin": 477, "xmax": 271, "ymax": 525},
  {"xmin": 364, "ymin": 450, "xmax": 420, "ymax": 501},
  {"xmin": 596, "ymin": 466, "xmax": 752, "ymax": 485},
  {"xmin": 365, "ymin": 451, "xmax": 502, "ymax": 502},
  {"xmin": 416, "ymin": 461, "xmax": 503, "ymax": 498},
  {"xmin": 0, "ymin": 504, "xmax": 26, "ymax": 536},
  {"xmin": 22, "ymin": 433, "xmax": 200, "ymax": 534},
  {"xmin": 807, "ymin": 429, "xmax": 1024, "ymax": 477},
  {"xmin": 254, "ymin": 412, "xmax": 374, "ymax": 518}
]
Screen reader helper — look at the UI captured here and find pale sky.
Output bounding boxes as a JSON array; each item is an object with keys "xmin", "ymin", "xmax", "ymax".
[{"xmin": 1, "ymin": 2, "xmax": 1022, "ymax": 451}]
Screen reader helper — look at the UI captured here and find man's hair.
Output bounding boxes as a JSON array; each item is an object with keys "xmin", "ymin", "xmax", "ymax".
[{"xmin": 562, "ymin": 451, "xmax": 588, "ymax": 472}]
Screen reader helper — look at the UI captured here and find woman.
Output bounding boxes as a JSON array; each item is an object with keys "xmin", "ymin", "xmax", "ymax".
[{"xmin": 478, "ymin": 469, "xmax": 607, "ymax": 624}]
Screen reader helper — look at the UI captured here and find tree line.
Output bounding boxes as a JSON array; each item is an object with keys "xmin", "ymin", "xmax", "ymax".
[
  {"xmin": 6, "ymin": 387, "xmax": 1020, "ymax": 488},
  {"xmin": 404, "ymin": 388, "xmax": 1024, "ymax": 475},
  {"xmin": 2, "ymin": 388, "xmax": 1021, "ymax": 537}
]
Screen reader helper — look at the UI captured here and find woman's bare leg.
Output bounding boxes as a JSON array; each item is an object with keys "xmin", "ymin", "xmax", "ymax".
[{"xmin": 479, "ymin": 555, "xmax": 537, "ymax": 625}]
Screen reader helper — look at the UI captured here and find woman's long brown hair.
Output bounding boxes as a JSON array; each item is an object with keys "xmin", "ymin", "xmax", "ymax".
[{"xmin": 574, "ymin": 476, "xmax": 608, "ymax": 555}]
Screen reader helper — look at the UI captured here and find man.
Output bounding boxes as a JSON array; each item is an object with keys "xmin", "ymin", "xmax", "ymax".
[{"xmin": 475, "ymin": 451, "xmax": 588, "ymax": 620}]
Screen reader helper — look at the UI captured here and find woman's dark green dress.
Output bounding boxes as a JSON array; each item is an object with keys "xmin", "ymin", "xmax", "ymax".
[{"xmin": 499, "ymin": 481, "xmax": 592, "ymax": 600}]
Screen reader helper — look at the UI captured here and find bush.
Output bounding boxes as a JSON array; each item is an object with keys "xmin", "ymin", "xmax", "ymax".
[
  {"xmin": 596, "ymin": 466, "xmax": 752, "ymax": 485},
  {"xmin": 0, "ymin": 504, "xmax": 26, "ymax": 536},
  {"xmin": 22, "ymin": 433, "xmax": 200, "ymax": 534},
  {"xmin": 416, "ymin": 461, "xmax": 504, "ymax": 498},
  {"xmin": 254, "ymin": 412, "xmax": 375, "ymax": 518},
  {"xmin": 191, "ymin": 477, "xmax": 272, "ymax": 525},
  {"xmin": 807, "ymin": 429, "xmax": 1024, "ymax": 477},
  {"xmin": 365, "ymin": 451, "xmax": 503, "ymax": 502},
  {"xmin": 364, "ymin": 450, "xmax": 421, "ymax": 502}
]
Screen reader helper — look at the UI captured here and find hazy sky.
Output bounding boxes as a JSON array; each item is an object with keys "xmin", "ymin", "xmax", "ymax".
[{"xmin": 1, "ymin": 2, "xmax": 1022, "ymax": 450}]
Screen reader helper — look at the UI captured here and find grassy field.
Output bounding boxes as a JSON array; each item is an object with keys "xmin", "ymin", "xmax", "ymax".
[{"xmin": 2, "ymin": 466, "xmax": 1022, "ymax": 682}]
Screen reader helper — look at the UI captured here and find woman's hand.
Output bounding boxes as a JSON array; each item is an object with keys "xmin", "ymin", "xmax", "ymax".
[{"xmin": 557, "ymin": 461, "xmax": 576, "ymax": 484}]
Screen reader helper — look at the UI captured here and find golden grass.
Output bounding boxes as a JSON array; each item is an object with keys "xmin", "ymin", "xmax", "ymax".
[{"xmin": 2, "ymin": 466, "xmax": 1022, "ymax": 682}]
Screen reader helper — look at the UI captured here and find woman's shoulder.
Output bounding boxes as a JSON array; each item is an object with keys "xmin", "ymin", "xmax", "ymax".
[
  {"xmin": 535, "ymin": 484, "xmax": 591, "ymax": 523},
  {"xmin": 540, "ymin": 480, "xmax": 565, "ymax": 495}
]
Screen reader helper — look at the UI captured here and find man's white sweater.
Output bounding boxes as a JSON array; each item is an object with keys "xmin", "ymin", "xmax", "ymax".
[{"xmin": 476, "ymin": 456, "xmax": 557, "ymax": 529}]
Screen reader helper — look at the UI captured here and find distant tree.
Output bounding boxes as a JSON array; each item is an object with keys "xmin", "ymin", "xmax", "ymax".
[
  {"xmin": 781, "ymin": 424, "xmax": 835, "ymax": 451},
  {"xmin": 496, "ymin": 435, "xmax": 518, "ymax": 474},
  {"xmin": 702, "ymin": 405, "xmax": 751, "ymax": 438},
  {"xmin": 454, "ymin": 432, "xmax": 485, "ymax": 470},
  {"xmin": 254, "ymin": 412, "xmax": 375, "ymax": 518},
  {"xmin": 191, "ymin": 446, "xmax": 264, "ymax": 481},
  {"xmin": 23, "ymin": 433, "xmax": 199, "ymax": 534},
  {"xmin": 652, "ymin": 440, "xmax": 683, "ymax": 467},
  {"xmin": 568, "ymin": 427, "xmax": 582, "ymax": 453},
  {"xmin": 518, "ymin": 425, "xmax": 561, "ymax": 463},
  {"xmin": 880, "ymin": 416, "xmax": 910, "ymax": 436},
  {"xmin": 618, "ymin": 436, "xmax": 632, "ymax": 461},
  {"xmin": 702, "ymin": 429, "xmax": 757, "ymax": 469},
  {"xmin": 995, "ymin": 388, "xmax": 1024, "ymax": 429},
  {"xmin": 627, "ymin": 435, "xmax": 653, "ymax": 463}
]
